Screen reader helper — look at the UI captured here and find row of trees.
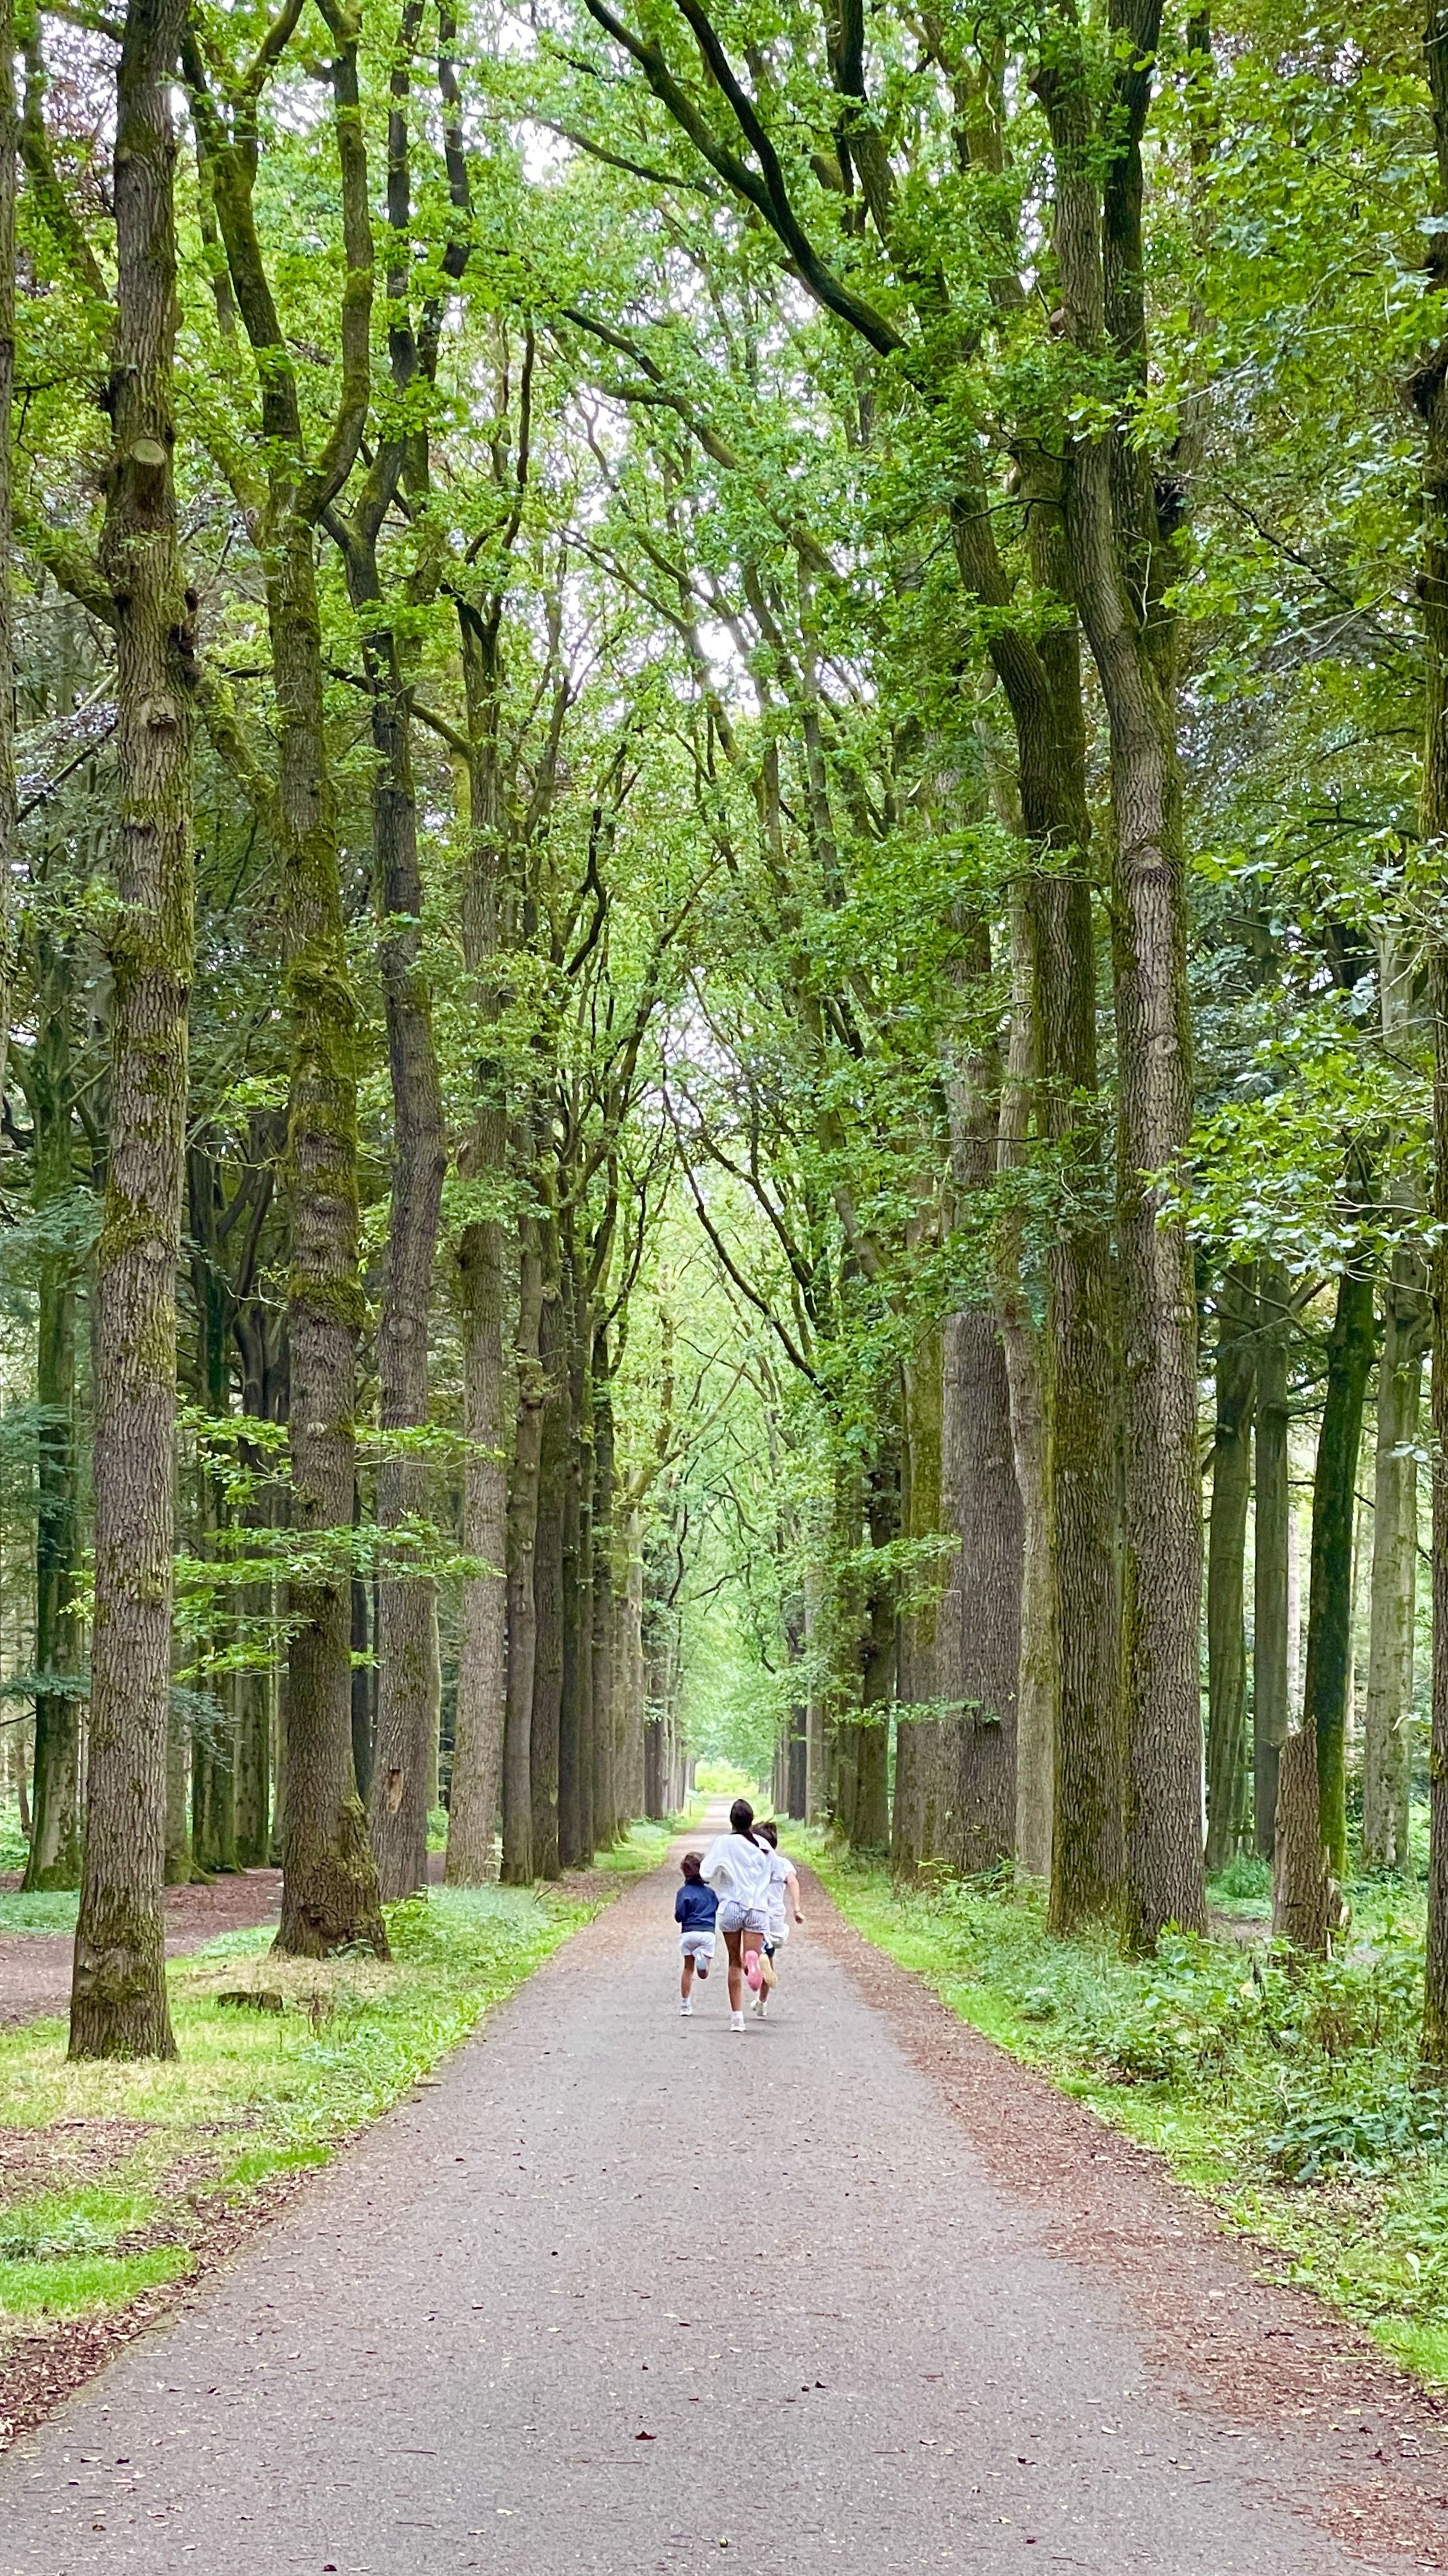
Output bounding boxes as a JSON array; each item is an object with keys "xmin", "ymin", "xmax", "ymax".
[{"xmin": 10, "ymin": 0, "xmax": 1448, "ymax": 2059}]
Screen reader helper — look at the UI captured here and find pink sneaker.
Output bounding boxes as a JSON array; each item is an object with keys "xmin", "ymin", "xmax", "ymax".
[{"xmin": 745, "ymin": 1951, "xmax": 764, "ymax": 1992}]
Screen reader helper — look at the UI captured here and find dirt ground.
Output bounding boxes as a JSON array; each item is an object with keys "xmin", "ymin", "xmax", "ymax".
[{"xmin": 0, "ymin": 1872, "xmax": 283, "ymax": 2026}]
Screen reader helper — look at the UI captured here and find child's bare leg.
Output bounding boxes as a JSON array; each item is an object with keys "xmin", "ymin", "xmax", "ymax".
[{"xmin": 680, "ymin": 1954, "xmax": 695, "ymax": 2001}]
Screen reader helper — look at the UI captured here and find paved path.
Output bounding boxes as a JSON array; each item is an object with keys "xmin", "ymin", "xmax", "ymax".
[{"xmin": 0, "ymin": 1824, "xmax": 1444, "ymax": 2575}]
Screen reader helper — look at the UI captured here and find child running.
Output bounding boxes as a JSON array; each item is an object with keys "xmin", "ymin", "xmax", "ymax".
[
  {"xmin": 701, "ymin": 1796, "xmax": 775, "ymax": 2032},
  {"xmin": 752, "ymin": 1818, "xmax": 804, "ymax": 2019},
  {"xmin": 675, "ymin": 1852, "xmax": 717, "ymax": 2015}
]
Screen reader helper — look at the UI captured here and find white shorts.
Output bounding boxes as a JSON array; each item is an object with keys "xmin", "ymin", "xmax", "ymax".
[
  {"xmin": 717, "ymin": 1900, "xmax": 768, "ymax": 1936},
  {"xmin": 679, "ymin": 1930, "xmax": 716, "ymax": 1960}
]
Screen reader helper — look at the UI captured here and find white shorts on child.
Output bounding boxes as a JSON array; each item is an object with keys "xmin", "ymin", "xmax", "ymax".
[{"xmin": 679, "ymin": 1930, "xmax": 716, "ymax": 1960}]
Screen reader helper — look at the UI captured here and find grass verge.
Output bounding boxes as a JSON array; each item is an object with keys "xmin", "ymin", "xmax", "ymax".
[
  {"xmin": 803, "ymin": 1833, "xmax": 1448, "ymax": 2388},
  {"xmin": 0, "ymin": 1818, "xmax": 672, "ymax": 2420}
]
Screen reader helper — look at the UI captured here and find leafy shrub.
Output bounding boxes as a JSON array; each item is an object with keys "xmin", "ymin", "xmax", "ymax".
[
  {"xmin": 1211, "ymin": 1852, "xmax": 1273, "ymax": 1904},
  {"xmin": 1264, "ymin": 2087, "xmax": 1448, "ymax": 2183}
]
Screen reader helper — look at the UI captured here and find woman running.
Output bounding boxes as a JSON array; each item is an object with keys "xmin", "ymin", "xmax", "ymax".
[{"xmin": 701, "ymin": 1797, "xmax": 774, "ymax": 2032}]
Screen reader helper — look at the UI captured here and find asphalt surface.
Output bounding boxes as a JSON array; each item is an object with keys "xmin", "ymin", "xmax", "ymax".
[{"xmin": 0, "ymin": 1811, "xmax": 1433, "ymax": 2574}]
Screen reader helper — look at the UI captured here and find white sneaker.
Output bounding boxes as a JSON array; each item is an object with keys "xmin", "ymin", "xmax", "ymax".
[
  {"xmin": 681, "ymin": 2000, "xmax": 692, "ymax": 2016},
  {"xmin": 758, "ymin": 1996, "xmax": 768, "ymax": 2019},
  {"xmin": 731, "ymin": 2011, "xmax": 745, "ymax": 2032}
]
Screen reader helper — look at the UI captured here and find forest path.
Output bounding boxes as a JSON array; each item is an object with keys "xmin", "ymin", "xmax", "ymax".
[{"xmin": 0, "ymin": 1814, "xmax": 1444, "ymax": 2575}]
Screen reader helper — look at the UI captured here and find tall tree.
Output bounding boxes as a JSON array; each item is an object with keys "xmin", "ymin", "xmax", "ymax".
[{"xmin": 70, "ymin": 0, "xmax": 195, "ymax": 2060}]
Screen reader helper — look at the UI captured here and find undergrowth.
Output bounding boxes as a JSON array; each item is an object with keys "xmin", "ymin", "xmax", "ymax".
[
  {"xmin": 0, "ymin": 1815, "xmax": 672, "ymax": 2357},
  {"xmin": 804, "ymin": 1836, "xmax": 1448, "ymax": 2387}
]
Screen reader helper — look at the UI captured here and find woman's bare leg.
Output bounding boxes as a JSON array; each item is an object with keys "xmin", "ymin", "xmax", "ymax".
[{"xmin": 724, "ymin": 1925, "xmax": 744, "ymax": 2011}]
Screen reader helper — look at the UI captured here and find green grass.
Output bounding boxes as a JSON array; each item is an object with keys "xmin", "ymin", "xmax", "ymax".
[
  {"xmin": 0, "ymin": 1822, "xmax": 674, "ymax": 2344},
  {"xmin": 804, "ymin": 1834, "xmax": 1448, "ymax": 2386},
  {"xmin": 0, "ymin": 1889, "xmax": 80, "ymax": 1935}
]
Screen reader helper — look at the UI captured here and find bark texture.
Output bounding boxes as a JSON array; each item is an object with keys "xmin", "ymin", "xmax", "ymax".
[
  {"xmin": 1303, "ymin": 1240, "xmax": 1375, "ymax": 1878},
  {"xmin": 22, "ymin": 958, "xmax": 82, "ymax": 1890},
  {"xmin": 1363, "ymin": 1258, "xmax": 1426, "ymax": 1872},
  {"xmin": 1041, "ymin": 0, "xmax": 1205, "ymax": 1945},
  {"xmin": 1204, "ymin": 1263, "xmax": 1255, "ymax": 1869},
  {"xmin": 71, "ymin": 0, "xmax": 194, "ymax": 2059},
  {"xmin": 1253, "ymin": 1263, "xmax": 1291, "ymax": 1860},
  {"xmin": 501, "ymin": 1191, "xmax": 544, "ymax": 1882}
]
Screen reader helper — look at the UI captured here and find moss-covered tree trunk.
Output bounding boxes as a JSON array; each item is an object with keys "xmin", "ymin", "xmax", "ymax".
[
  {"xmin": 1363, "ymin": 1257, "xmax": 1426, "ymax": 1871},
  {"xmin": 995, "ymin": 880, "xmax": 1055, "ymax": 1883},
  {"xmin": 530, "ymin": 1204, "xmax": 567, "ymax": 1881},
  {"xmin": 558, "ymin": 1238, "xmax": 595, "ymax": 1869},
  {"xmin": 1302, "ymin": 1223, "xmax": 1376, "ymax": 1879},
  {"xmin": 21, "ymin": 946, "xmax": 82, "ymax": 1891},
  {"xmin": 892, "ymin": 1330, "xmax": 946, "ymax": 1879},
  {"xmin": 501, "ymin": 1184, "xmax": 545, "ymax": 1883},
  {"xmin": 1204, "ymin": 1262, "xmax": 1256, "ymax": 1869},
  {"xmin": 1042, "ymin": 1, "xmax": 1205, "ymax": 1946},
  {"xmin": 590, "ymin": 1343, "xmax": 618, "ymax": 1846},
  {"xmin": 233, "ymin": 1275, "xmax": 284, "ymax": 1868},
  {"xmin": 356, "ymin": 601, "xmax": 444, "ymax": 1906},
  {"xmin": 269, "ymin": 510, "xmax": 385, "ymax": 1961},
  {"xmin": 1253, "ymin": 1262, "xmax": 1291, "ymax": 1860},
  {"xmin": 447, "ymin": 620, "xmax": 514, "ymax": 1884},
  {"xmin": 69, "ymin": 0, "xmax": 194, "ymax": 2061},
  {"xmin": 184, "ymin": 0, "xmax": 384, "ymax": 1960},
  {"xmin": 852, "ymin": 1457, "xmax": 896, "ymax": 1855}
]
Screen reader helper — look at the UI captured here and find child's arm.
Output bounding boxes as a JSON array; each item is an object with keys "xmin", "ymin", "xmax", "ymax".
[
  {"xmin": 786, "ymin": 1865, "xmax": 804, "ymax": 1924},
  {"xmin": 674, "ymin": 1886, "xmax": 687, "ymax": 1923}
]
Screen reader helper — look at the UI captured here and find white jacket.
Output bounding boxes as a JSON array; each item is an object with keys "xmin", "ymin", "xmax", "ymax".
[{"xmin": 701, "ymin": 1831, "xmax": 774, "ymax": 1911}]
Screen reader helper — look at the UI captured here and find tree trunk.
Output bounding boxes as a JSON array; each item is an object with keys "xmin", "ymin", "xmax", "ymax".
[
  {"xmin": 892, "ymin": 1332, "xmax": 946, "ymax": 1879},
  {"xmin": 1204, "ymin": 1262, "xmax": 1255, "ymax": 1869},
  {"xmin": 1303, "ymin": 1225, "xmax": 1376, "ymax": 1879},
  {"xmin": 501, "ymin": 1194, "xmax": 544, "ymax": 1883},
  {"xmin": 326, "ymin": 532, "xmax": 444, "ymax": 1907},
  {"xmin": 233, "ymin": 1292, "xmax": 282, "ymax": 1869},
  {"xmin": 557, "ymin": 1239, "xmax": 591, "ymax": 1867},
  {"xmin": 69, "ymin": 0, "xmax": 194, "ymax": 2060},
  {"xmin": 446, "ymin": 629, "xmax": 514, "ymax": 1883},
  {"xmin": 590, "ymin": 1335, "xmax": 618, "ymax": 1846},
  {"xmin": 1044, "ymin": 10, "xmax": 1206, "ymax": 1947},
  {"xmin": 448, "ymin": 1205, "xmax": 509, "ymax": 1882},
  {"xmin": 271, "ymin": 508, "xmax": 386, "ymax": 1962},
  {"xmin": 530, "ymin": 1228, "xmax": 566, "ymax": 1882},
  {"xmin": 1253, "ymin": 1260, "xmax": 1291, "ymax": 1860},
  {"xmin": 1271, "ymin": 1722, "xmax": 1338, "ymax": 1956},
  {"xmin": 942, "ymin": 1311, "xmax": 1021, "ymax": 1875},
  {"xmin": 1363, "ymin": 1257, "xmax": 1425, "ymax": 1871},
  {"xmin": 1038, "ymin": 865, "xmax": 1125, "ymax": 1932},
  {"xmin": 23, "ymin": 959, "xmax": 82, "ymax": 1891},
  {"xmin": 996, "ymin": 878, "xmax": 1055, "ymax": 1882},
  {"xmin": 853, "ymin": 1459, "xmax": 897, "ymax": 1854},
  {"xmin": 351, "ymin": 1556, "xmax": 372, "ymax": 1808}
]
